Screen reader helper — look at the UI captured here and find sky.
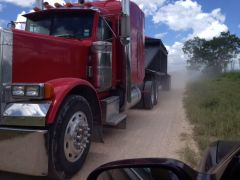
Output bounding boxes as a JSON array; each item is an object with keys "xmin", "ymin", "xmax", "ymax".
[{"xmin": 0, "ymin": 0, "xmax": 239, "ymax": 70}]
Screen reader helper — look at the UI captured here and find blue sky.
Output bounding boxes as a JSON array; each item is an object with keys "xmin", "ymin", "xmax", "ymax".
[{"xmin": 0, "ymin": 0, "xmax": 239, "ymax": 66}]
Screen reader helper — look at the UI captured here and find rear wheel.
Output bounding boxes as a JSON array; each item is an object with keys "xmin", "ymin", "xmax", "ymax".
[
  {"xmin": 49, "ymin": 95, "xmax": 93, "ymax": 179},
  {"xmin": 153, "ymin": 80, "xmax": 159, "ymax": 105},
  {"xmin": 143, "ymin": 81, "xmax": 154, "ymax": 109}
]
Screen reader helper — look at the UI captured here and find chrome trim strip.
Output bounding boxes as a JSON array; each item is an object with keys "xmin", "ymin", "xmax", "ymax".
[
  {"xmin": 1, "ymin": 102, "xmax": 51, "ymax": 126},
  {"xmin": 0, "ymin": 29, "xmax": 12, "ymax": 85},
  {"xmin": 0, "ymin": 29, "xmax": 13, "ymax": 115},
  {"xmin": 0, "ymin": 127, "xmax": 48, "ymax": 176}
]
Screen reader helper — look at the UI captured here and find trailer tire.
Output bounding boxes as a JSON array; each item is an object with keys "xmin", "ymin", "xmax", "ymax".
[
  {"xmin": 49, "ymin": 95, "xmax": 93, "ymax": 179},
  {"xmin": 153, "ymin": 80, "xmax": 159, "ymax": 105},
  {"xmin": 143, "ymin": 81, "xmax": 154, "ymax": 109}
]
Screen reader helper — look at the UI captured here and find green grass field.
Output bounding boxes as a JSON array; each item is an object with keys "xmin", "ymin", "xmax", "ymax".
[{"xmin": 184, "ymin": 71, "xmax": 240, "ymax": 154}]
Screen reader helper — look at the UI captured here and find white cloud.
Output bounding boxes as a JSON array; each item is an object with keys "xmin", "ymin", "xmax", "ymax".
[
  {"xmin": 0, "ymin": 0, "xmax": 65, "ymax": 7},
  {"xmin": 238, "ymin": 24, "xmax": 240, "ymax": 29},
  {"xmin": 154, "ymin": 32, "xmax": 167, "ymax": 39},
  {"xmin": 152, "ymin": 0, "xmax": 228, "ymax": 40},
  {"xmin": 133, "ymin": 0, "xmax": 166, "ymax": 16}
]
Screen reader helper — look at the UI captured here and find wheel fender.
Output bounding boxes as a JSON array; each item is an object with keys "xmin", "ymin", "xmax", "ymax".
[{"xmin": 45, "ymin": 78, "xmax": 100, "ymax": 125}]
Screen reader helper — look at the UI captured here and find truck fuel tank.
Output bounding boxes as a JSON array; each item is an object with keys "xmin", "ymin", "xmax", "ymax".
[{"xmin": 91, "ymin": 41, "xmax": 112, "ymax": 91}]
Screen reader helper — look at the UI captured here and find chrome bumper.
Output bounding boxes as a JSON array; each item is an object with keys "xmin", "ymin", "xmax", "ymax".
[
  {"xmin": 0, "ymin": 127, "xmax": 48, "ymax": 176},
  {"xmin": 1, "ymin": 102, "xmax": 51, "ymax": 127}
]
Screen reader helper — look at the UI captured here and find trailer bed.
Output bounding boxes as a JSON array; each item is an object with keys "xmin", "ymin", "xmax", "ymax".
[{"xmin": 144, "ymin": 37, "xmax": 168, "ymax": 74}]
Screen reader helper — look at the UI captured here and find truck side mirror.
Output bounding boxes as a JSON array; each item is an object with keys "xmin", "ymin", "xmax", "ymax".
[{"xmin": 87, "ymin": 158, "xmax": 198, "ymax": 180}]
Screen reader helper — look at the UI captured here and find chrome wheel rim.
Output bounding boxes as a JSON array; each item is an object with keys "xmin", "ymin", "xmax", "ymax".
[{"xmin": 64, "ymin": 111, "xmax": 90, "ymax": 163}]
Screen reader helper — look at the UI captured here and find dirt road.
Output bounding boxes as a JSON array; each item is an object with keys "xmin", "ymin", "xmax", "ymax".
[{"xmin": 0, "ymin": 71, "xmax": 196, "ymax": 180}]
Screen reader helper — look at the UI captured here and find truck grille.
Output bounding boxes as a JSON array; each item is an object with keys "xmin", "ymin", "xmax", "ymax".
[{"xmin": 0, "ymin": 29, "xmax": 13, "ymax": 114}]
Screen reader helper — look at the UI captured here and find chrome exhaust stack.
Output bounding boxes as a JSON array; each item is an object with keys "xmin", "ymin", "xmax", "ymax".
[{"xmin": 121, "ymin": 0, "xmax": 133, "ymax": 107}]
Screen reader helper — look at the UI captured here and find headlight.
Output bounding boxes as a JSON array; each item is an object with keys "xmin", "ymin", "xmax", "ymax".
[
  {"xmin": 11, "ymin": 83, "xmax": 53, "ymax": 99},
  {"xmin": 12, "ymin": 85, "xmax": 25, "ymax": 96},
  {"xmin": 25, "ymin": 85, "xmax": 40, "ymax": 97}
]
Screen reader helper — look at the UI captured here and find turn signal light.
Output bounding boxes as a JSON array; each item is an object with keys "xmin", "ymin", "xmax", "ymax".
[
  {"xmin": 54, "ymin": 3, "xmax": 63, "ymax": 8},
  {"xmin": 44, "ymin": 83, "xmax": 54, "ymax": 99}
]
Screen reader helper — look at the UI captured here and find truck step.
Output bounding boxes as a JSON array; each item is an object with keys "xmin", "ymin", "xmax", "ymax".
[{"xmin": 105, "ymin": 113, "xmax": 127, "ymax": 126}]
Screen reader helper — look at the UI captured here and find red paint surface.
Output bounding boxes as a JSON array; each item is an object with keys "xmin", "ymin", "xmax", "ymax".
[{"xmin": 13, "ymin": 29, "xmax": 91, "ymax": 83}]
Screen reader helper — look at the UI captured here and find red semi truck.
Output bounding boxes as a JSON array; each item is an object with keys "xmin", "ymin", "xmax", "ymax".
[{"xmin": 0, "ymin": 0, "xmax": 170, "ymax": 179}]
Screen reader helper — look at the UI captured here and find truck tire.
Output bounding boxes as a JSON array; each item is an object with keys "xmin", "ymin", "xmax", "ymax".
[
  {"xmin": 162, "ymin": 75, "xmax": 171, "ymax": 91},
  {"xmin": 49, "ymin": 95, "xmax": 93, "ymax": 179},
  {"xmin": 153, "ymin": 80, "xmax": 159, "ymax": 105},
  {"xmin": 143, "ymin": 81, "xmax": 154, "ymax": 109}
]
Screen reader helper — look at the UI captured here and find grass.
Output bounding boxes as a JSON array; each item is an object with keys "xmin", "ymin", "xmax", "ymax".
[{"xmin": 184, "ymin": 71, "xmax": 240, "ymax": 155}]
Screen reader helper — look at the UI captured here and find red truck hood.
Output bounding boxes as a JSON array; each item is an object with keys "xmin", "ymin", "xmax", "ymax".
[{"xmin": 12, "ymin": 29, "xmax": 92, "ymax": 83}]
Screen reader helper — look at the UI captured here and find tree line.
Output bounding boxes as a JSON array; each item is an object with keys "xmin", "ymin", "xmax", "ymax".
[{"xmin": 183, "ymin": 31, "xmax": 240, "ymax": 73}]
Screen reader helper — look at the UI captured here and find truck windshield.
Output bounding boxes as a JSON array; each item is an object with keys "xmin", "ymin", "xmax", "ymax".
[{"xmin": 25, "ymin": 12, "xmax": 94, "ymax": 39}]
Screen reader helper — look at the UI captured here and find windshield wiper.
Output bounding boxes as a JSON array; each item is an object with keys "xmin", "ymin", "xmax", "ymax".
[
  {"xmin": 54, "ymin": 34, "xmax": 75, "ymax": 38},
  {"xmin": 54, "ymin": 34, "xmax": 82, "ymax": 40}
]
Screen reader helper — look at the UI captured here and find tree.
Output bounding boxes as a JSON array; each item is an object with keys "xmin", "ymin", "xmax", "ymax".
[{"xmin": 183, "ymin": 32, "xmax": 240, "ymax": 73}]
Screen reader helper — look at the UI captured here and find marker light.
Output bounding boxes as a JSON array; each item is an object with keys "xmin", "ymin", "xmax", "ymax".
[
  {"xmin": 65, "ymin": 2, "xmax": 73, "ymax": 7},
  {"xmin": 43, "ymin": 2, "xmax": 53, "ymax": 9},
  {"xmin": 54, "ymin": 2, "xmax": 63, "ymax": 8},
  {"xmin": 33, "ymin": 7, "xmax": 41, "ymax": 11}
]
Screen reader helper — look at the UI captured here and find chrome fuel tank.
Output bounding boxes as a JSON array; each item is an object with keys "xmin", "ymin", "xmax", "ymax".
[{"xmin": 91, "ymin": 41, "xmax": 112, "ymax": 91}]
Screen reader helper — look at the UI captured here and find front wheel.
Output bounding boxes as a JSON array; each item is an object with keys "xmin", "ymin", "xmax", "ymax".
[{"xmin": 49, "ymin": 95, "xmax": 93, "ymax": 179}]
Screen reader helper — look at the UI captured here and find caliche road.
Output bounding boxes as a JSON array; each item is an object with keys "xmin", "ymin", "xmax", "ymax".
[{"xmin": 0, "ymin": 71, "xmax": 194, "ymax": 180}]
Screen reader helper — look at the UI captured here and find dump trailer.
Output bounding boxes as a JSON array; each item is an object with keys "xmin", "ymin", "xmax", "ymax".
[{"xmin": 0, "ymin": 0, "xmax": 170, "ymax": 179}]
